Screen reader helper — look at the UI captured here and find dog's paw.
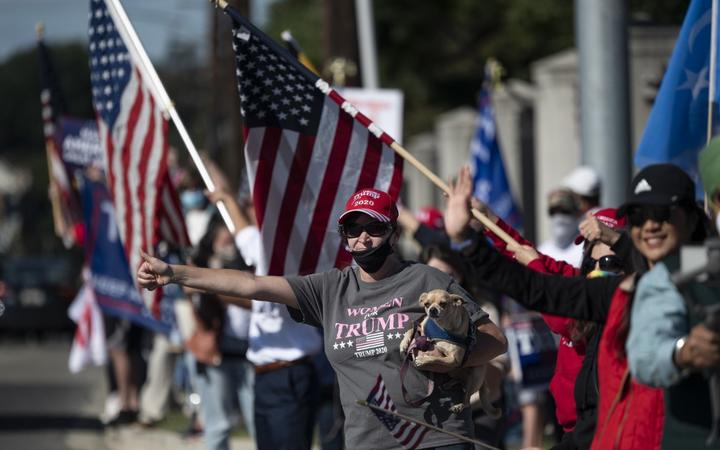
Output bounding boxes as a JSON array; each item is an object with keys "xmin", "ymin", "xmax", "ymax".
[
  {"xmin": 413, "ymin": 354, "xmax": 430, "ymax": 367},
  {"xmin": 399, "ymin": 337, "xmax": 410, "ymax": 354},
  {"xmin": 449, "ymin": 403, "xmax": 466, "ymax": 414}
]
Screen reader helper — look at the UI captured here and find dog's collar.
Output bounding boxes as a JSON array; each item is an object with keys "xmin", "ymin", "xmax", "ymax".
[{"xmin": 424, "ymin": 318, "xmax": 471, "ymax": 347}]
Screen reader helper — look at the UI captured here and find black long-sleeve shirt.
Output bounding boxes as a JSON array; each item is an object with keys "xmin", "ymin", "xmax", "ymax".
[{"xmin": 461, "ymin": 236, "xmax": 629, "ymax": 449}]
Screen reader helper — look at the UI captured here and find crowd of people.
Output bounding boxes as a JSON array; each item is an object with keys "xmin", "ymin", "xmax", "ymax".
[{"xmin": 92, "ymin": 139, "xmax": 720, "ymax": 450}]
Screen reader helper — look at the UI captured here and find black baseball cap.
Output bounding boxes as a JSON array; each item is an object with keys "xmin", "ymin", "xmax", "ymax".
[{"xmin": 617, "ymin": 164, "xmax": 697, "ymax": 217}]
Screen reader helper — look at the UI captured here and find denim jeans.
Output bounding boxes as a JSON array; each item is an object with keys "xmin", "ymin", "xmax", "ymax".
[
  {"xmin": 254, "ymin": 360, "xmax": 318, "ymax": 450},
  {"xmin": 195, "ymin": 356, "xmax": 255, "ymax": 450}
]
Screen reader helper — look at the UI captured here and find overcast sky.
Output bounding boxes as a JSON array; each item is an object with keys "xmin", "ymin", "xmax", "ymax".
[{"xmin": 0, "ymin": 0, "xmax": 211, "ymax": 63}]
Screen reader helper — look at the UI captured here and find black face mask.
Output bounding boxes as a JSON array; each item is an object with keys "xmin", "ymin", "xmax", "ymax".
[{"xmin": 351, "ymin": 236, "xmax": 394, "ymax": 273}]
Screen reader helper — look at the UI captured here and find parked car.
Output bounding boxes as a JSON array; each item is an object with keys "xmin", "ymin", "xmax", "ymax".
[{"xmin": 0, "ymin": 256, "xmax": 81, "ymax": 335}]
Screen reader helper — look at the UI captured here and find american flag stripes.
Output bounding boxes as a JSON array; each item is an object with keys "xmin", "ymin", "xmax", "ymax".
[
  {"xmin": 366, "ymin": 374, "xmax": 429, "ymax": 450},
  {"xmin": 226, "ymin": 8, "xmax": 403, "ymax": 277},
  {"xmin": 88, "ymin": 0, "xmax": 188, "ymax": 312},
  {"xmin": 38, "ymin": 35, "xmax": 84, "ymax": 248}
]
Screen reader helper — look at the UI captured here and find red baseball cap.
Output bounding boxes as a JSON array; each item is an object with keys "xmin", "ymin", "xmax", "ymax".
[
  {"xmin": 416, "ymin": 206, "xmax": 444, "ymax": 231},
  {"xmin": 574, "ymin": 208, "xmax": 627, "ymax": 245},
  {"xmin": 337, "ymin": 188, "xmax": 398, "ymax": 224}
]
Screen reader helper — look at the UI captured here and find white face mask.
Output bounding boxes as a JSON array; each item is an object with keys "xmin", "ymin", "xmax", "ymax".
[
  {"xmin": 550, "ymin": 214, "xmax": 579, "ymax": 248},
  {"xmin": 715, "ymin": 212, "xmax": 720, "ymax": 235}
]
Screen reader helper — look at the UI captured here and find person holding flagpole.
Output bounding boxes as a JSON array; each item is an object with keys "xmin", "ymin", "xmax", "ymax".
[{"xmin": 138, "ymin": 187, "xmax": 507, "ymax": 450}]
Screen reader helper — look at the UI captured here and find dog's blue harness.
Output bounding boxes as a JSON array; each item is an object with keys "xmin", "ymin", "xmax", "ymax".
[
  {"xmin": 425, "ymin": 318, "xmax": 475, "ymax": 349},
  {"xmin": 423, "ymin": 318, "xmax": 476, "ymax": 350}
]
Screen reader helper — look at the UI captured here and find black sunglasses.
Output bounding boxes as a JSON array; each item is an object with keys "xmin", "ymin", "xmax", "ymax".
[
  {"xmin": 339, "ymin": 221, "xmax": 391, "ymax": 238},
  {"xmin": 581, "ymin": 255, "xmax": 623, "ymax": 274},
  {"xmin": 626, "ymin": 205, "xmax": 677, "ymax": 227}
]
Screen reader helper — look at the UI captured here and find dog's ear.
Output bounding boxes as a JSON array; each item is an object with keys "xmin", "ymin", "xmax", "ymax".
[
  {"xmin": 419, "ymin": 292, "xmax": 428, "ymax": 306},
  {"xmin": 449, "ymin": 294, "xmax": 466, "ymax": 306}
]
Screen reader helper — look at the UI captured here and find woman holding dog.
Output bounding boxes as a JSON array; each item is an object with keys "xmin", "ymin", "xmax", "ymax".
[
  {"xmin": 445, "ymin": 164, "xmax": 709, "ymax": 450},
  {"xmin": 138, "ymin": 188, "xmax": 507, "ymax": 450}
]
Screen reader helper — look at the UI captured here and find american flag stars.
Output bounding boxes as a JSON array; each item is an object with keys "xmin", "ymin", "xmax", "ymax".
[{"xmin": 231, "ymin": 25, "xmax": 323, "ymax": 133}]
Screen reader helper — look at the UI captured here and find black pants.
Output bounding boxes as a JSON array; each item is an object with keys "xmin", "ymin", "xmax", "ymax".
[{"xmin": 254, "ymin": 360, "xmax": 318, "ymax": 450}]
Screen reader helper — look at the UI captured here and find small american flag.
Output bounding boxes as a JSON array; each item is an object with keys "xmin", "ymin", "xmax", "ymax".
[
  {"xmin": 367, "ymin": 374, "xmax": 429, "ymax": 450},
  {"xmin": 356, "ymin": 331, "xmax": 384, "ymax": 351},
  {"xmin": 88, "ymin": 0, "xmax": 188, "ymax": 314},
  {"xmin": 225, "ymin": 8, "xmax": 403, "ymax": 277}
]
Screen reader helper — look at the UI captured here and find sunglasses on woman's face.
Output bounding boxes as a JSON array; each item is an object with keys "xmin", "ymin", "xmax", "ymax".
[
  {"xmin": 339, "ymin": 221, "xmax": 391, "ymax": 238},
  {"xmin": 582, "ymin": 254, "xmax": 623, "ymax": 274},
  {"xmin": 627, "ymin": 205, "xmax": 674, "ymax": 227}
]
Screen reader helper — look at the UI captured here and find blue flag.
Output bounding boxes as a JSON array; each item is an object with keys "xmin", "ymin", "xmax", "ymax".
[
  {"xmin": 81, "ymin": 176, "xmax": 174, "ymax": 334},
  {"xmin": 635, "ymin": 0, "xmax": 720, "ymax": 197},
  {"xmin": 470, "ymin": 85, "xmax": 523, "ymax": 229}
]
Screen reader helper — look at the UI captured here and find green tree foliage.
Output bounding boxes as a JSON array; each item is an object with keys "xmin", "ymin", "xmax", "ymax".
[{"xmin": 263, "ymin": 0, "xmax": 688, "ymax": 136}]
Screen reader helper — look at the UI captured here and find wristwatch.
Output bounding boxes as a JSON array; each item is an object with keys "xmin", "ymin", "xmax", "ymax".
[{"xmin": 673, "ymin": 335, "xmax": 688, "ymax": 369}]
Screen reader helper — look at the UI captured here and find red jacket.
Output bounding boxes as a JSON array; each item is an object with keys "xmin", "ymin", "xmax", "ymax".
[
  {"xmin": 590, "ymin": 277, "xmax": 664, "ymax": 450},
  {"xmin": 487, "ymin": 219, "xmax": 583, "ymax": 431}
]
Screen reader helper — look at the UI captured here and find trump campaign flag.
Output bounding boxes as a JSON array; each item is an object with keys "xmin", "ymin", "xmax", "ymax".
[
  {"xmin": 88, "ymin": 0, "xmax": 189, "ymax": 308},
  {"xmin": 469, "ymin": 71, "xmax": 522, "ymax": 229},
  {"xmin": 635, "ymin": 0, "xmax": 720, "ymax": 197},
  {"xmin": 81, "ymin": 175, "xmax": 173, "ymax": 334},
  {"xmin": 225, "ymin": 7, "xmax": 403, "ymax": 276}
]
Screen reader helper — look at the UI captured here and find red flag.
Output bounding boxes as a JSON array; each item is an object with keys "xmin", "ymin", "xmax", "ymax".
[
  {"xmin": 88, "ymin": 0, "xmax": 189, "ymax": 313},
  {"xmin": 227, "ymin": 10, "xmax": 403, "ymax": 276}
]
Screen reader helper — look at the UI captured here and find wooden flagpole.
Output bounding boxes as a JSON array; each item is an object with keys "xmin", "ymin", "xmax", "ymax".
[
  {"xmin": 208, "ymin": 0, "xmax": 518, "ymax": 247},
  {"xmin": 103, "ymin": 0, "xmax": 236, "ymax": 234},
  {"xmin": 357, "ymin": 400, "xmax": 502, "ymax": 450}
]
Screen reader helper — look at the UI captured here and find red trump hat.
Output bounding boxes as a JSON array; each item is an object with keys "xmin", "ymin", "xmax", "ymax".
[{"xmin": 338, "ymin": 188, "xmax": 398, "ymax": 224}]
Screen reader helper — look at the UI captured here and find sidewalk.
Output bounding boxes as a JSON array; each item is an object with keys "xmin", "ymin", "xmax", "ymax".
[{"xmin": 104, "ymin": 426, "xmax": 255, "ymax": 450}]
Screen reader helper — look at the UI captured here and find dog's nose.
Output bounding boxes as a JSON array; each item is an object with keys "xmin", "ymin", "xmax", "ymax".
[{"xmin": 428, "ymin": 307, "xmax": 439, "ymax": 318}]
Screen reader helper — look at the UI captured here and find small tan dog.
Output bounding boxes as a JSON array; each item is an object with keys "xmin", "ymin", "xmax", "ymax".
[{"xmin": 399, "ymin": 289, "xmax": 499, "ymax": 417}]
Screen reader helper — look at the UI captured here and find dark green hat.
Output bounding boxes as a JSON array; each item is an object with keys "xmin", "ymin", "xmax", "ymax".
[{"xmin": 699, "ymin": 138, "xmax": 720, "ymax": 198}]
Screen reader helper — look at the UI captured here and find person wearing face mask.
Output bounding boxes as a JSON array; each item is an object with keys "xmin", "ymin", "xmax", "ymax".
[
  {"xmin": 137, "ymin": 187, "xmax": 507, "ymax": 450},
  {"xmin": 626, "ymin": 148, "xmax": 720, "ymax": 448},
  {"xmin": 450, "ymin": 166, "xmax": 632, "ymax": 450},
  {"xmin": 538, "ymin": 189, "xmax": 584, "ymax": 268},
  {"xmin": 445, "ymin": 164, "xmax": 709, "ymax": 450}
]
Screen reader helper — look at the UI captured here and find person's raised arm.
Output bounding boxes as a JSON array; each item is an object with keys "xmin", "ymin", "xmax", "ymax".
[
  {"xmin": 137, "ymin": 251, "xmax": 299, "ymax": 309},
  {"xmin": 445, "ymin": 170, "xmax": 618, "ymax": 321}
]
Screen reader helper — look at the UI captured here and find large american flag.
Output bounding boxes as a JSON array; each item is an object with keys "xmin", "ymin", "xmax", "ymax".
[
  {"xmin": 367, "ymin": 374, "xmax": 429, "ymax": 450},
  {"xmin": 88, "ymin": 0, "xmax": 189, "ymax": 311},
  {"xmin": 226, "ymin": 8, "xmax": 403, "ymax": 276}
]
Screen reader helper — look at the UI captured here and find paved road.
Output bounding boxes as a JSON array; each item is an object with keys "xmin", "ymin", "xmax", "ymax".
[{"xmin": 0, "ymin": 339, "xmax": 255, "ymax": 450}]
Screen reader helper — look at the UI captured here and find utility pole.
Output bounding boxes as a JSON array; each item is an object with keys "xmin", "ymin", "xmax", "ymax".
[
  {"xmin": 207, "ymin": 0, "xmax": 250, "ymax": 190},
  {"xmin": 323, "ymin": 0, "xmax": 360, "ymax": 87},
  {"xmin": 575, "ymin": 0, "xmax": 631, "ymax": 207}
]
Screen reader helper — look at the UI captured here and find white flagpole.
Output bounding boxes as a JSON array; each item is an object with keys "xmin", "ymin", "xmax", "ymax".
[
  {"xmin": 103, "ymin": 0, "xmax": 236, "ymax": 234},
  {"xmin": 709, "ymin": 0, "xmax": 718, "ymax": 143}
]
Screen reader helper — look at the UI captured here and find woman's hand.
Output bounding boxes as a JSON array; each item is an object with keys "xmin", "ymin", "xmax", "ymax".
[
  {"xmin": 579, "ymin": 214, "xmax": 620, "ymax": 246},
  {"xmin": 445, "ymin": 167, "xmax": 474, "ymax": 242},
  {"xmin": 137, "ymin": 251, "xmax": 174, "ymax": 290},
  {"xmin": 507, "ymin": 243, "xmax": 540, "ymax": 267}
]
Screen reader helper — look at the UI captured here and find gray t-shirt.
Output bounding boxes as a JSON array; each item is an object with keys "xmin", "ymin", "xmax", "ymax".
[{"xmin": 286, "ymin": 262, "xmax": 489, "ymax": 450}]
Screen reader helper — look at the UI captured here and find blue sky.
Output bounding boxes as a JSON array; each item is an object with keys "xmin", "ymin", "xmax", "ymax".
[{"xmin": 0, "ymin": 0, "xmax": 211, "ymax": 63}]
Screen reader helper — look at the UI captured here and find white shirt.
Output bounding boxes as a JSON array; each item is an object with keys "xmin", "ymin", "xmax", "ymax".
[
  {"xmin": 537, "ymin": 240, "xmax": 584, "ymax": 268},
  {"xmin": 234, "ymin": 226, "xmax": 322, "ymax": 365}
]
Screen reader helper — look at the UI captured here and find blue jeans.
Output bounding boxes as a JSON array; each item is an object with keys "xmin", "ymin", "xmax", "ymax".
[
  {"xmin": 254, "ymin": 360, "xmax": 318, "ymax": 450},
  {"xmin": 195, "ymin": 357, "xmax": 255, "ymax": 450}
]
